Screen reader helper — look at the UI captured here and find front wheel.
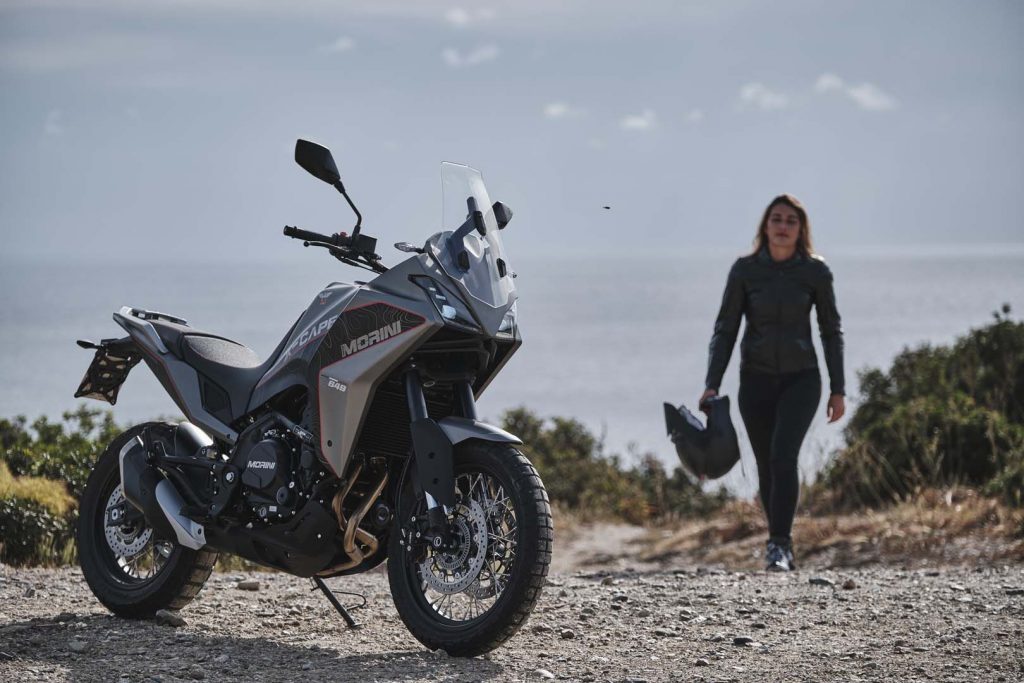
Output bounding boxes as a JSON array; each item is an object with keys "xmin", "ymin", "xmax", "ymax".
[{"xmin": 387, "ymin": 441, "xmax": 552, "ymax": 656}]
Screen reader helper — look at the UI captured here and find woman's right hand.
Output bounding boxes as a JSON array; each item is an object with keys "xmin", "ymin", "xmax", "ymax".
[{"xmin": 699, "ymin": 388, "xmax": 717, "ymax": 413}]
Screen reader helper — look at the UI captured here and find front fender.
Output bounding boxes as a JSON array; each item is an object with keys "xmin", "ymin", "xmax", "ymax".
[{"xmin": 437, "ymin": 417, "xmax": 522, "ymax": 445}]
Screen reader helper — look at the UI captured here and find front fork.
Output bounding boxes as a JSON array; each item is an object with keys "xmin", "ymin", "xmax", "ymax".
[{"xmin": 402, "ymin": 367, "xmax": 475, "ymax": 551}]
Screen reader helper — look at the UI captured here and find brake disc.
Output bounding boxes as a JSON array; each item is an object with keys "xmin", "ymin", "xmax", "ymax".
[
  {"xmin": 103, "ymin": 486, "xmax": 153, "ymax": 558},
  {"xmin": 419, "ymin": 498, "xmax": 488, "ymax": 595}
]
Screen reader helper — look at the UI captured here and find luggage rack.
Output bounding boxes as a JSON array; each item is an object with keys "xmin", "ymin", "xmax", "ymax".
[{"xmin": 122, "ymin": 307, "xmax": 188, "ymax": 326}]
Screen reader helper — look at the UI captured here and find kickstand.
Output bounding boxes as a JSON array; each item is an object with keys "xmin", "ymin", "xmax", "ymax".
[{"xmin": 311, "ymin": 576, "xmax": 360, "ymax": 628}]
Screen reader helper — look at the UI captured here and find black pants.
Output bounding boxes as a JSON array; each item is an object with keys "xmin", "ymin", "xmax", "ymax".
[{"xmin": 738, "ymin": 368, "xmax": 821, "ymax": 544}]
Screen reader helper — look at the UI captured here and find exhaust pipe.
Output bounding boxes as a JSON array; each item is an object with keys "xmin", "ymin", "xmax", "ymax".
[{"xmin": 118, "ymin": 436, "xmax": 206, "ymax": 550}]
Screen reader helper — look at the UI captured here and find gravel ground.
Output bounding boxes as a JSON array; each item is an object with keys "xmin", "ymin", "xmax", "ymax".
[{"xmin": 2, "ymin": 563, "xmax": 1022, "ymax": 682}]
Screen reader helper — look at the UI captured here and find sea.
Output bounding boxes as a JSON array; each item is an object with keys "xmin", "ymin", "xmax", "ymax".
[{"xmin": 3, "ymin": 244, "xmax": 1023, "ymax": 498}]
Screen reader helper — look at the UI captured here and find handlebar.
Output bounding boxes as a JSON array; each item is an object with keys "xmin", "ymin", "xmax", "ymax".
[
  {"xmin": 282, "ymin": 225, "xmax": 386, "ymax": 274},
  {"xmin": 283, "ymin": 225, "xmax": 350, "ymax": 247}
]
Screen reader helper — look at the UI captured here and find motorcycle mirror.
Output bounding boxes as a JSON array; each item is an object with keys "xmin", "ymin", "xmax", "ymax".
[
  {"xmin": 492, "ymin": 201, "xmax": 513, "ymax": 229},
  {"xmin": 295, "ymin": 139, "xmax": 341, "ymax": 185}
]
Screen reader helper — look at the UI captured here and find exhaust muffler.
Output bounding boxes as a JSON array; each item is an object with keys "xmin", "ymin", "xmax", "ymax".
[{"xmin": 118, "ymin": 436, "xmax": 206, "ymax": 550}]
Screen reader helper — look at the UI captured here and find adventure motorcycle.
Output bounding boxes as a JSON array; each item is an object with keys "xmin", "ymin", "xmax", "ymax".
[{"xmin": 73, "ymin": 139, "xmax": 552, "ymax": 656}]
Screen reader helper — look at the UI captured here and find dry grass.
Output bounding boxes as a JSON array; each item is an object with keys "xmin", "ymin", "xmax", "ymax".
[
  {"xmin": 0, "ymin": 461, "xmax": 74, "ymax": 516},
  {"xmin": 636, "ymin": 487, "xmax": 1024, "ymax": 570}
]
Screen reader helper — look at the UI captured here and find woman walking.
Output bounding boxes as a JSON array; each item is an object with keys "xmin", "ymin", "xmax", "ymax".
[{"xmin": 701, "ymin": 195, "xmax": 845, "ymax": 571}]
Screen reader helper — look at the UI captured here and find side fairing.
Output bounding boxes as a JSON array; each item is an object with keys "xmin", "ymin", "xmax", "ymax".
[
  {"xmin": 309, "ymin": 258, "xmax": 443, "ymax": 476},
  {"xmin": 248, "ymin": 283, "xmax": 361, "ymax": 410}
]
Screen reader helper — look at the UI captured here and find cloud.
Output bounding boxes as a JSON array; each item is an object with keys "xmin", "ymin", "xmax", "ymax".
[
  {"xmin": 846, "ymin": 82, "xmax": 897, "ymax": 111},
  {"xmin": 739, "ymin": 82, "xmax": 788, "ymax": 110},
  {"xmin": 814, "ymin": 73, "xmax": 898, "ymax": 111},
  {"xmin": 441, "ymin": 44, "xmax": 499, "ymax": 67},
  {"xmin": 686, "ymin": 108, "xmax": 704, "ymax": 123},
  {"xmin": 620, "ymin": 109, "xmax": 657, "ymax": 131},
  {"xmin": 319, "ymin": 36, "xmax": 356, "ymax": 54},
  {"xmin": 543, "ymin": 102, "xmax": 585, "ymax": 119},
  {"xmin": 445, "ymin": 7, "xmax": 496, "ymax": 27},
  {"xmin": 44, "ymin": 109, "xmax": 64, "ymax": 136},
  {"xmin": 814, "ymin": 73, "xmax": 844, "ymax": 93}
]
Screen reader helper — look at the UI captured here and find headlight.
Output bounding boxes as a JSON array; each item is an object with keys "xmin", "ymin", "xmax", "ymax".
[{"xmin": 410, "ymin": 276, "xmax": 481, "ymax": 332}]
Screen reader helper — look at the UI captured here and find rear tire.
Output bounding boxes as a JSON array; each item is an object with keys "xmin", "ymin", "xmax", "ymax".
[
  {"xmin": 387, "ymin": 441, "xmax": 552, "ymax": 656},
  {"xmin": 77, "ymin": 424, "xmax": 218, "ymax": 617}
]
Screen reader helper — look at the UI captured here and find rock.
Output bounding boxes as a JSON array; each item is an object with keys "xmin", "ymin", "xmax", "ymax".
[
  {"xmin": 213, "ymin": 654, "xmax": 229, "ymax": 664},
  {"xmin": 636, "ymin": 608, "xmax": 652, "ymax": 618},
  {"xmin": 301, "ymin": 661, "xmax": 312, "ymax": 671},
  {"xmin": 0, "ymin": 651, "xmax": 15, "ymax": 661},
  {"xmin": 611, "ymin": 594, "xmax": 628, "ymax": 603},
  {"xmin": 809, "ymin": 577, "xmax": 835, "ymax": 587},
  {"xmin": 532, "ymin": 623, "xmax": 551, "ymax": 633},
  {"xmin": 733, "ymin": 636, "xmax": 757, "ymax": 646},
  {"xmin": 187, "ymin": 665, "xmax": 206, "ymax": 680},
  {"xmin": 948, "ymin": 583, "xmax": 967, "ymax": 592},
  {"xmin": 68, "ymin": 638, "xmax": 88, "ymax": 653},
  {"xmin": 236, "ymin": 580, "xmax": 261, "ymax": 591},
  {"xmin": 600, "ymin": 576, "xmax": 614, "ymax": 586},
  {"xmin": 154, "ymin": 609, "xmax": 187, "ymax": 628},
  {"xmin": 534, "ymin": 669, "xmax": 556, "ymax": 680},
  {"xmin": 23, "ymin": 587, "xmax": 35, "ymax": 598},
  {"xmin": 842, "ymin": 579, "xmax": 858, "ymax": 590},
  {"xmin": 560, "ymin": 629, "xmax": 576, "ymax": 639},
  {"xmin": 1004, "ymin": 588, "xmax": 1023, "ymax": 596},
  {"xmin": 654, "ymin": 628, "xmax": 674, "ymax": 637},
  {"xmin": 751, "ymin": 622, "xmax": 767, "ymax": 629},
  {"xmin": 695, "ymin": 658, "xmax": 710, "ymax": 666}
]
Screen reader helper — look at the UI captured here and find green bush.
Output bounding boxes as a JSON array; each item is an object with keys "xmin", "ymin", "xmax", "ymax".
[
  {"xmin": 501, "ymin": 407, "xmax": 730, "ymax": 524},
  {"xmin": 0, "ymin": 405, "xmax": 118, "ymax": 500},
  {"xmin": 0, "ymin": 496, "xmax": 77, "ymax": 566},
  {"xmin": 813, "ymin": 305, "xmax": 1024, "ymax": 510},
  {"xmin": 0, "ymin": 462, "xmax": 77, "ymax": 566}
]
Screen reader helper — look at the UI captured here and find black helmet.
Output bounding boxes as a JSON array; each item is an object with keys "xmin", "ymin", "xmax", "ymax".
[{"xmin": 663, "ymin": 395, "xmax": 740, "ymax": 482}]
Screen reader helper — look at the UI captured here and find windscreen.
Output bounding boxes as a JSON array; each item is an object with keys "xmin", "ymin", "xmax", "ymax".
[{"xmin": 436, "ymin": 162, "xmax": 515, "ymax": 308}]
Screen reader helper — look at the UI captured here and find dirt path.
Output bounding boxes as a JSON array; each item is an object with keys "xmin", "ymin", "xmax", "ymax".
[{"xmin": 2, "ymin": 557, "xmax": 1022, "ymax": 683}]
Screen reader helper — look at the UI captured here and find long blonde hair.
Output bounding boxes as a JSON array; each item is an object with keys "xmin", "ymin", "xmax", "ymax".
[{"xmin": 751, "ymin": 194, "xmax": 815, "ymax": 256}]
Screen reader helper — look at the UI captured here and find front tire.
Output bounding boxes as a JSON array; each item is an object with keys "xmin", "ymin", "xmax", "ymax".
[
  {"xmin": 387, "ymin": 441, "xmax": 552, "ymax": 656},
  {"xmin": 77, "ymin": 424, "xmax": 218, "ymax": 618}
]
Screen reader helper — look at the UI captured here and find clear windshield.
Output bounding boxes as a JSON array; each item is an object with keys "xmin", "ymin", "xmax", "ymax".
[{"xmin": 435, "ymin": 162, "xmax": 516, "ymax": 308}]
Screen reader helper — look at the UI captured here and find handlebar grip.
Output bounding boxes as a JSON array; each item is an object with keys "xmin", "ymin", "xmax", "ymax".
[{"xmin": 283, "ymin": 225, "xmax": 329, "ymax": 243}]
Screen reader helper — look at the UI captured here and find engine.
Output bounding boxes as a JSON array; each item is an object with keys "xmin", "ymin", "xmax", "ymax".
[{"xmin": 239, "ymin": 433, "xmax": 298, "ymax": 522}]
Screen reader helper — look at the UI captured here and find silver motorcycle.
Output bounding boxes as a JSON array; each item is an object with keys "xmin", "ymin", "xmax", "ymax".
[{"xmin": 73, "ymin": 139, "xmax": 552, "ymax": 656}]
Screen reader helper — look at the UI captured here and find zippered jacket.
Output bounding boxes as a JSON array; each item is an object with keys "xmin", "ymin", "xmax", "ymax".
[{"xmin": 704, "ymin": 245, "xmax": 845, "ymax": 395}]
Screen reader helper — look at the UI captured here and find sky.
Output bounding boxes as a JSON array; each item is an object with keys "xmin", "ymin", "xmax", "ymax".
[{"xmin": 0, "ymin": 0, "xmax": 1022, "ymax": 262}]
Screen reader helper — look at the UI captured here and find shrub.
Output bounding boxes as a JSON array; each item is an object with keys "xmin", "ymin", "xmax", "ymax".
[
  {"xmin": 811, "ymin": 305, "xmax": 1024, "ymax": 510},
  {"xmin": 0, "ymin": 462, "xmax": 77, "ymax": 566},
  {"xmin": 501, "ymin": 407, "xmax": 730, "ymax": 524},
  {"xmin": 0, "ymin": 405, "xmax": 118, "ymax": 500}
]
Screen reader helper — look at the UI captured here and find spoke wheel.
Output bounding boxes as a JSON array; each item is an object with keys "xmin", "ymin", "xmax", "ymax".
[
  {"xmin": 78, "ymin": 423, "xmax": 219, "ymax": 618},
  {"xmin": 388, "ymin": 441, "xmax": 552, "ymax": 656},
  {"xmin": 100, "ymin": 485, "xmax": 175, "ymax": 585}
]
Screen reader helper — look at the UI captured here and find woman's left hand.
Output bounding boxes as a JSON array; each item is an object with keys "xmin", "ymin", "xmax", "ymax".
[{"xmin": 826, "ymin": 394, "xmax": 845, "ymax": 423}]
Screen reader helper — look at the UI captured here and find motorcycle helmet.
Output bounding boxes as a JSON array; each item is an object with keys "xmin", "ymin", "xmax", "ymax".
[{"xmin": 663, "ymin": 395, "xmax": 740, "ymax": 482}]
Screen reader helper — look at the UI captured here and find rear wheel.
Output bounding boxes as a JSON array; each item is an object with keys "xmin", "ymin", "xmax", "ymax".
[
  {"xmin": 77, "ymin": 424, "xmax": 218, "ymax": 617},
  {"xmin": 387, "ymin": 441, "xmax": 552, "ymax": 656}
]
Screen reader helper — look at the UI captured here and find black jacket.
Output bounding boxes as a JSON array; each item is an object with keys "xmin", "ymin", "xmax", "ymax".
[{"xmin": 705, "ymin": 245, "xmax": 845, "ymax": 395}]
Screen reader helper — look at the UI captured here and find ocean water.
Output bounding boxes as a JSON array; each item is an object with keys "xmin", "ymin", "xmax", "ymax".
[{"xmin": 2, "ymin": 244, "xmax": 1022, "ymax": 497}]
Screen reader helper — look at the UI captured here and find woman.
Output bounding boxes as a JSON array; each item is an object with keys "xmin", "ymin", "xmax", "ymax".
[{"xmin": 701, "ymin": 195, "xmax": 845, "ymax": 572}]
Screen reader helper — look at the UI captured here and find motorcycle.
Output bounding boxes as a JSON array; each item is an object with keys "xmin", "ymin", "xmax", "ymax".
[{"xmin": 73, "ymin": 139, "xmax": 552, "ymax": 656}]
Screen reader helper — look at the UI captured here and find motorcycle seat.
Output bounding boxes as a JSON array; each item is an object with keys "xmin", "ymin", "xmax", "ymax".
[{"xmin": 143, "ymin": 317, "xmax": 276, "ymax": 421}]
